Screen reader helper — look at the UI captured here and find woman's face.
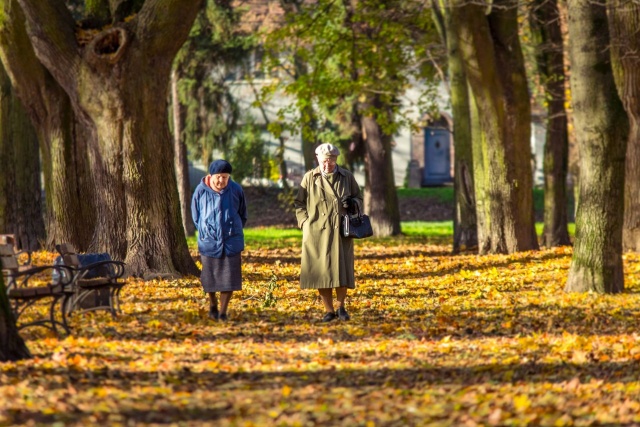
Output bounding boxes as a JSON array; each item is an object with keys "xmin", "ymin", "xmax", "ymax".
[
  {"xmin": 318, "ymin": 156, "xmax": 337, "ymax": 174},
  {"xmin": 210, "ymin": 173, "xmax": 230, "ymax": 192}
]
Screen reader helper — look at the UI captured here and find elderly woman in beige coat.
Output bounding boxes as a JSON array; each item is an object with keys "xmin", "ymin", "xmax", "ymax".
[{"xmin": 294, "ymin": 143, "xmax": 364, "ymax": 322}]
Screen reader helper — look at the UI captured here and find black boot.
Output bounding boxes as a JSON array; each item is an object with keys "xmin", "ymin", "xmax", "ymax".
[
  {"xmin": 337, "ymin": 306, "xmax": 350, "ymax": 321},
  {"xmin": 321, "ymin": 311, "xmax": 337, "ymax": 322},
  {"xmin": 208, "ymin": 305, "xmax": 219, "ymax": 320}
]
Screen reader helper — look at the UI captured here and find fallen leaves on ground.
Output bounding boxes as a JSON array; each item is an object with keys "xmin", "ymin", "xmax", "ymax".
[{"xmin": 3, "ymin": 240, "xmax": 640, "ymax": 426}]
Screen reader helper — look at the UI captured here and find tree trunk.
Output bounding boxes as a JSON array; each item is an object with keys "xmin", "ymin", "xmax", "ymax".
[
  {"xmin": 294, "ymin": 56, "xmax": 317, "ymax": 171},
  {"xmin": 0, "ymin": 62, "xmax": 44, "ymax": 251},
  {"xmin": 0, "ymin": 271, "xmax": 31, "ymax": 362},
  {"xmin": 469, "ymin": 92, "xmax": 487, "ymax": 250},
  {"xmin": 171, "ymin": 69, "xmax": 195, "ymax": 236},
  {"xmin": 361, "ymin": 97, "xmax": 401, "ymax": 237},
  {"xmin": 564, "ymin": 0, "xmax": 628, "ymax": 293},
  {"xmin": 607, "ymin": 1, "xmax": 640, "ymax": 252},
  {"xmin": 452, "ymin": 0, "xmax": 538, "ymax": 254},
  {"xmin": 281, "ymin": 0, "xmax": 317, "ymax": 172},
  {"xmin": 17, "ymin": 0, "xmax": 202, "ymax": 277},
  {"xmin": 530, "ymin": 0, "xmax": 571, "ymax": 247},
  {"xmin": 0, "ymin": 0, "xmax": 94, "ymax": 250},
  {"xmin": 435, "ymin": 0, "xmax": 477, "ymax": 253}
]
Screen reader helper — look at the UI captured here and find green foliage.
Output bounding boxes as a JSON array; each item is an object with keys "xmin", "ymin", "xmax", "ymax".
[
  {"xmin": 260, "ymin": 0, "xmax": 441, "ymax": 151},
  {"xmin": 276, "ymin": 187, "xmax": 297, "ymax": 217},
  {"xmin": 226, "ymin": 120, "xmax": 273, "ymax": 184},
  {"xmin": 174, "ymin": 0, "xmax": 257, "ymax": 164}
]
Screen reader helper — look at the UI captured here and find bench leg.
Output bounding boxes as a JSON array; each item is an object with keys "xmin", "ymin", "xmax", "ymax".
[{"xmin": 48, "ymin": 295, "xmax": 71, "ymax": 336}]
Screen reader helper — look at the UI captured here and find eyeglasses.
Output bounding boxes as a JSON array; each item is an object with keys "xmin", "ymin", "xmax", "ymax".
[{"xmin": 320, "ymin": 158, "xmax": 336, "ymax": 165}]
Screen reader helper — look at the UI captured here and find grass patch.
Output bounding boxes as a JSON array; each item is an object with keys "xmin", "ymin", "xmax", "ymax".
[
  {"xmin": 188, "ymin": 221, "xmax": 576, "ymax": 251},
  {"xmin": 397, "ymin": 187, "xmax": 454, "ymax": 203},
  {"xmin": 245, "ymin": 228, "xmax": 303, "ymax": 249}
]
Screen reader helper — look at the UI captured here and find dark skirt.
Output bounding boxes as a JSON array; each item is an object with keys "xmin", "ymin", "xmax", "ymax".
[{"xmin": 200, "ymin": 254, "xmax": 242, "ymax": 293}]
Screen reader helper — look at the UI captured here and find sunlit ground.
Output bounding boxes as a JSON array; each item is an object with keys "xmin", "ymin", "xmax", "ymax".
[{"xmin": 2, "ymin": 224, "xmax": 640, "ymax": 426}]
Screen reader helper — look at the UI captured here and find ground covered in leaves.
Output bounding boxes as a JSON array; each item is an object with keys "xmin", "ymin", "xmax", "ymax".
[{"xmin": 3, "ymin": 237, "xmax": 640, "ymax": 426}]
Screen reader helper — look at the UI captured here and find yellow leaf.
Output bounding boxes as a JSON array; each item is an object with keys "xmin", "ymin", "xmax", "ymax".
[
  {"xmin": 513, "ymin": 394, "xmax": 531, "ymax": 412},
  {"xmin": 281, "ymin": 385, "xmax": 291, "ymax": 397}
]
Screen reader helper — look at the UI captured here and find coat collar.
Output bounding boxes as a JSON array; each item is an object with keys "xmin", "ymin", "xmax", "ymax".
[
  {"xmin": 311, "ymin": 165, "xmax": 346, "ymax": 177},
  {"xmin": 313, "ymin": 166, "xmax": 345, "ymax": 200}
]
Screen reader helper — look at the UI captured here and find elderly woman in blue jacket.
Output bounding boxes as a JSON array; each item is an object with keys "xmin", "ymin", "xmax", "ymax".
[{"xmin": 191, "ymin": 159, "xmax": 247, "ymax": 321}]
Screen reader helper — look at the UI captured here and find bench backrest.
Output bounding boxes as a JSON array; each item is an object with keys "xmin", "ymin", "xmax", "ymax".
[
  {"xmin": 57, "ymin": 243, "xmax": 82, "ymax": 268},
  {"xmin": 0, "ymin": 234, "xmax": 16, "ymax": 245},
  {"xmin": 0, "ymin": 244, "xmax": 20, "ymax": 271}
]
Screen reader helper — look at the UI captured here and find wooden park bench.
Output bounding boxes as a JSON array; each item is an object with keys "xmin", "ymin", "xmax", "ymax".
[
  {"xmin": 0, "ymin": 234, "xmax": 32, "ymax": 272},
  {"xmin": 55, "ymin": 243, "xmax": 127, "ymax": 317},
  {"xmin": 1, "ymin": 244, "xmax": 74, "ymax": 335}
]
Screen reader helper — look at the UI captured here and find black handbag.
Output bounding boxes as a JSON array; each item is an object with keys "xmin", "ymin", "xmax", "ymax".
[{"xmin": 341, "ymin": 205, "xmax": 373, "ymax": 239}]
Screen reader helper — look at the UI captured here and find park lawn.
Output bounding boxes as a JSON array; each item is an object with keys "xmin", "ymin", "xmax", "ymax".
[
  {"xmin": 2, "ymin": 226, "xmax": 639, "ymax": 426},
  {"xmin": 238, "ymin": 221, "xmax": 576, "ymax": 249}
]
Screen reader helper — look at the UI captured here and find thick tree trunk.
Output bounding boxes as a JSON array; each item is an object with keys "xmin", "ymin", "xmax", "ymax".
[
  {"xmin": 452, "ymin": 0, "xmax": 538, "ymax": 254},
  {"xmin": 171, "ymin": 69, "xmax": 195, "ymax": 236},
  {"xmin": 17, "ymin": 0, "xmax": 202, "ymax": 277},
  {"xmin": 0, "ymin": 272, "xmax": 31, "ymax": 362},
  {"xmin": 122, "ymin": 72, "xmax": 198, "ymax": 277},
  {"xmin": 530, "ymin": 0, "xmax": 571, "ymax": 247},
  {"xmin": 623, "ymin": 121, "xmax": 640, "ymax": 251},
  {"xmin": 437, "ymin": 1, "xmax": 477, "ymax": 253},
  {"xmin": 564, "ymin": 0, "xmax": 628, "ymax": 293},
  {"xmin": 0, "ymin": 63, "xmax": 44, "ymax": 251},
  {"xmin": 361, "ymin": 98, "xmax": 401, "ymax": 237},
  {"xmin": 0, "ymin": 0, "xmax": 93, "ymax": 250},
  {"xmin": 607, "ymin": 1, "xmax": 640, "ymax": 252}
]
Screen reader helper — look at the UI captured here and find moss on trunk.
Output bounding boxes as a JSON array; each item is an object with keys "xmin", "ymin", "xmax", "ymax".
[{"xmin": 564, "ymin": 0, "xmax": 628, "ymax": 293}]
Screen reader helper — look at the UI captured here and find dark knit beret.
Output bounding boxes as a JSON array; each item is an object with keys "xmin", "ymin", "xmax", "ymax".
[{"xmin": 208, "ymin": 159, "xmax": 233, "ymax": 175}]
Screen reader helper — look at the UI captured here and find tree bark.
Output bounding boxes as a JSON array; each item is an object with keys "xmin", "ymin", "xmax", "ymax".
[
  {"xmin": 564, "ymin": 0, "xmax": 628, "ymax": 293},
  {"xmin": 434, "ymin": 0, "xmax": 477, "ymax": 253},
  {"xmin": 607, "ymin": 1, "xmax": 640, "ymax": 252},
  {"xmin": 0, "ymin": 62, "xmax": 44, "ymax": 251},
  {"xmin": 171, "ymin": 69, "xmax": 195, "ymax": 236},
  {"xmin": 452, "ymin": 0, "xmax": 538, "ymax": 254},
  {"xmin": 0, "ymin": 271, "xmax": 31, "ymax": 362},
  {"xmin": 17, "ymin": 0, "xmax": 202, "ymax": 277},
  {"xmin": 360, "ymin": 97, "xmax": 401, "ymax": 237},
  {"xmin": 0, "ymin": 0, "xmax": 94, "ymax": 250},
  {"xmin": 530, "ymin": 0, "xmax": 571, "ymax": 247},
  {"xmin": 293, "ymin": 56, "xmax": 317, "ymax": 171}
]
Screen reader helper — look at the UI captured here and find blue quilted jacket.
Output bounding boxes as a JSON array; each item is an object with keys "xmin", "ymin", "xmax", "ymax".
[{"xmin": 191, "ymin": 178, "xmax": 247, "ymax": 258}]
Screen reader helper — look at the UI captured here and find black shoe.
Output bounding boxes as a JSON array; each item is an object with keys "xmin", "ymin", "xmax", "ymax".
[
  {"xmin": 208, "ymin": 306, "xmax": 219, "ymax": 320},
  {"xmin": 337, "ymin": 306, "xmax": 350, "ymax": 321},
  {"xmin": 321, "ymin": 311, "xmax": 337, "ymax": 322},
  {"xmin": 218, "ymin": 313, "xmax": 228, "ymax": 321}
]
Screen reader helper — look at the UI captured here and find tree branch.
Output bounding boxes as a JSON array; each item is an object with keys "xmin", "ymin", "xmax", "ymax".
[
  {"xmin": 0, "ymin": 0, "xmax": 49, "ymax": 125},
  {"xmin": 15, "ymin": 0, "xmax": 80, "ymax": 91},
  {"xmin": 137, "ymin": 0, "xmax": 205, "ymax": 59}
]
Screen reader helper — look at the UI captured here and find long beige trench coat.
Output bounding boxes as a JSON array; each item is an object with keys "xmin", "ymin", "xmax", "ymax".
[{"xmin": 294, "ymin": 166, "xmax": 364, "ymax": 289}]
